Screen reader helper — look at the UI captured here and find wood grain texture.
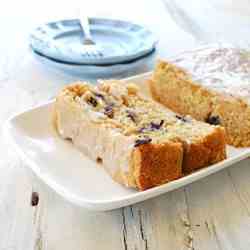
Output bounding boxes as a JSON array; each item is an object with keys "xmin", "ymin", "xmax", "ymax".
[{"xmin": 1, "ymin": 0, "xmax": 250, "ymax": 249}]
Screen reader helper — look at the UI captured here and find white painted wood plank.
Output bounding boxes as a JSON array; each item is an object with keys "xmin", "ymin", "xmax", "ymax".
[
  {"xmin": 122, "ymin": 190, "xmax": 192, "ymax": 250},
  {"xmin": 28, "ymin": 173, "xmax": 125, "ymax": 250},
  {"xmin": 184, "ymin": 166, "xmax": 250, "ymax": 250}
]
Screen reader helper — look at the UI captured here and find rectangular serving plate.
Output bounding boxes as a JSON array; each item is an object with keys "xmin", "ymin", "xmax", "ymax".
[{"xmin": 4, "ymin": 72, "xmax": 250, "ymax": 211}]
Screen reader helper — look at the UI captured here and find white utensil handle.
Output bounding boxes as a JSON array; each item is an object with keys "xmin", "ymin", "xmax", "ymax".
[{"xmin": 79, "ymin": 15, "xmax": 91, "ymax": 40}]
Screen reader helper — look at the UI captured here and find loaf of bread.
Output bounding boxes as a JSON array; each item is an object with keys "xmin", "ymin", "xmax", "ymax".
[
  {"xmin": 53, "ymin": 80, "xmax": 226, "ymax": 190},
  {"xmin": 150, "ymin": 44, "xmax": 250, "ymax": 147}
]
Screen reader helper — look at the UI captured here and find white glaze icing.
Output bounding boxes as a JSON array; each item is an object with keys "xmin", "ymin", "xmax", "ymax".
[
  {"xmin": 172, "ymin": 44, "xmax": 250, "ymax": 102},
  {"xmin": 56, "ymin": 93, "xmax": 136, "ymax": 178}
]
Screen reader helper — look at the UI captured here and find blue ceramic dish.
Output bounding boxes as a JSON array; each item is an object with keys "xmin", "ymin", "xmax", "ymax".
[
  {"xmin": 30, "ymin": 18, "xmax": 158, "ymax": 65},
  {"xmin": 32, "ymin": 49, "xmax": 156, "ymax": 79}
]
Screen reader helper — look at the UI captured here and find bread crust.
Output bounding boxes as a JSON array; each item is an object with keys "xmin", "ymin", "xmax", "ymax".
[
  {"xmin": 181, "ymin": 126, "xmax": 226, "ymax": 173},
  {"xmin": 151, "ymin": 60, "xmax": 250, "ymax": 147},
  {"xmin": 133, "ymin": 142, "xmax": 183, "ymax": 190}
]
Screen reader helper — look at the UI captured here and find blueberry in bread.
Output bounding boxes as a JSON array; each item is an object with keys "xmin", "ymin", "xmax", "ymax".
[
  {"xmin": 150, "ymin": 44, "xmax": 250, "ymax": 147},
  {"xmin": 53, "ymin": 80, "xmax": 226, "ymax": 190}
]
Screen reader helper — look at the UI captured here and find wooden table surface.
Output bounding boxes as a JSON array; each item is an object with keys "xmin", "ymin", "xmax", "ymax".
[{"xmin": 2, "ymin": 1, "xmax": 250, "ymax": 249}]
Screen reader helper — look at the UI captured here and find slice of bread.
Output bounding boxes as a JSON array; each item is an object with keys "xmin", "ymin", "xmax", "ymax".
[
  {"xmin": 150, "ymin": 45, "xmax": 250, "ymax": 147},
  {"xmin": 54, "ymin": 80, "xmax": 226, "ymax": 190}
]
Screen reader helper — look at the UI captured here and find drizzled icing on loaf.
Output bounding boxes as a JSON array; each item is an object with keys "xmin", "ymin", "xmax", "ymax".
[{"xmin": 172, "ymin": 44, "xmax": 250, "ymax": 102}]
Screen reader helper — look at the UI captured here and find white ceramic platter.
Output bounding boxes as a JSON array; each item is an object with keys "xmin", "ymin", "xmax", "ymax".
[{"xmin": 4, "ymin": 72, "xmax": 250, "ymax": 211}]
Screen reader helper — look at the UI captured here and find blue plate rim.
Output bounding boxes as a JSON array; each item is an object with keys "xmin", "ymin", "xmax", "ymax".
[{"xmin": 31, "ymin": 48, "xmax": 156, "ymax": 77}]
